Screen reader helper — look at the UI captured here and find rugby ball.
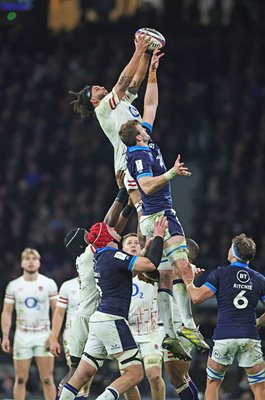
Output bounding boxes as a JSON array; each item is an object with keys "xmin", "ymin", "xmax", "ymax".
[{"xmin": 135, "ymin": 28, "xmax": 166, "ymax": 52}]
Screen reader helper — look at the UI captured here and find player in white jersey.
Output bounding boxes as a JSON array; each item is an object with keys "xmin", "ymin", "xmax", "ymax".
[
  {"xmin": 69, "ymin": 35, "xmax": 163, "ymax": 212},
  {"xmin": 49, "ymin": 277, "xmax": 80, "ymax": 363},
  {"xmin": 121, "ymin": 233, "xmax": 165, "ymax": 400},
  {"xmin": 0, "ymin": 247, "xmax": 58, "ymax": 400}
]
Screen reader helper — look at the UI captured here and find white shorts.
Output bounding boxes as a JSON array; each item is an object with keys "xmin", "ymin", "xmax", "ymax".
[
  {"xmin": 211, "ymin": 338, "xmax": 264, "ymax": 368},
  {"xmin": 70, "ymin": 314, "xmax": 90, "ymax": 358},
  {"xmin": 63, "ymin": 328, "xmax": 71, "ymax": 365},
  {"xmin": 140, "ymin": 209, "xmax": 184, "ymax": 241},
  {"xmin": 13, "ymin": 329, "xmax": 53, "ymax": 360},
  {"xmin": 124, "ymin": 169, "xmax": 137, "ymax": 192},
  {"xmin": 134, "ymin": 331, "xmax": 163, "ymax": 360},
  {"xmin": 157, "ymin": 325, "xmax": 193, "ymax": 362},
  {"xmin": 85, "ymin": 311, "xmax": 137, "ymax": 356}
]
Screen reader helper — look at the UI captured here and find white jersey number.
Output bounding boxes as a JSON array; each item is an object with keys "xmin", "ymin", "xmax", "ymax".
[{"xmin": 233, "ymin": 290, "xmax": 248, "ymax": 309}]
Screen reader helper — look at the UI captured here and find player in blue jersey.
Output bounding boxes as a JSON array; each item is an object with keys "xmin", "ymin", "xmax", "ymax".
[
  {"xmin": 59, "ymin": 217, "xmax": 167, "ymax": 400},
  {"xmin": 119, "ymin": 120, "xmax": 209, "ymax": 356},
  {"xmin": 183, "ymin": 234, "xmax": 265, "ymax": 400}
]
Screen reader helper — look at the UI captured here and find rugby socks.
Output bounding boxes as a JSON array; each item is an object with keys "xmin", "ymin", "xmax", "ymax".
[
  {"xmin": 96, "ymin": 386, "xmax": 119, "ymax": 399},
  {"xmin": 189, "ymin": 379, "xmax": 199, "ymax": 400},
  {"xmin": 60, "ymin": 383, "xmax": 78, "ymax": 400},
  {"xmin": 173, "ymin": 280, "xmax": 196, "ymax": 329},
  {"xmin": 157, "ymin": 288, "xmax": 176, "ymax": 338},
  {"xmin": 175, "ymin": 382, "xmax": 194, "ymax": 399}
]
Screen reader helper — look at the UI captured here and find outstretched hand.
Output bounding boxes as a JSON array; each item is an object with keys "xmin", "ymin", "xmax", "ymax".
[
  {"xmin": 134, "ymin": 34, "xmax": 151, "ymax": 53},
  {"xmin": 154, "ymin": 216, "xmax": 167, "ymax": 238},
  {"xmin": 150, "ymin": 49, "xmax": 165, "ymax": 71},
  {"xmin": 173, "ymin": 154, "xmax": 191, "ymax": 177}
]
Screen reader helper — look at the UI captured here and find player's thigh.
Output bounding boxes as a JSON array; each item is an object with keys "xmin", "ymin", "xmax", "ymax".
[
  {"xmin": 35, "ymin": 356, "xmax": 55, "ymax": 380},
  {"xmin": 207, "ymin": 356, "xmax": 228, "ymax": 377},
  {"xmin": 13, "ymin": 358, "xmax": 32, "ymax": 380},
  {"xmin": 139, "ymin": 340, "xmax": 163, "ymax": 373},
  {"xmin": 13, "ymin": 331, "xmax": 35, "ymax": 361},
  {"xmin": 90, "ymin": 315, "xmax": 137, "ymax": 355},
  {"xmin": 237, "ymin": 339, "xmax": 264, "ymax": 369},
  {"xmin": 210, "ymin": 339, "xmax": 237, "ymax": 367},
  {"xmin": 70, "ymin": 314, "xmax": 89, "ymax": 358}
]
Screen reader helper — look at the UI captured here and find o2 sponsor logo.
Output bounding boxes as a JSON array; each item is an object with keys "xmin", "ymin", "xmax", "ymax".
[
  {"xmin": 132, "ymin": 284, "xmax": 143, "ymax": 298},
  {"xmin": 24, "ymin": 297, "xmax": 39, "ymax": 309},
  {"xmin": 129, "ymin": 106, "xmax": 140, "ymax": 118}
]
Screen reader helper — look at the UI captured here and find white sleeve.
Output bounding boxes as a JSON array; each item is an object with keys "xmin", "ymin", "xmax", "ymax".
[
  {"xmin": 48, "ymin": 279, "xmax": 58, "ymax": 301},
  {"xmin": 4, "ymin": 282, "xmax": 15, "ymax": 304},
  {"xmin": 125, "ymin": 90, "xmax": 138, "ymax": 104},
  {"xmin": 57, "ymin": 282, "xmax": 69, "ymax": 309},
  {"xmin": 95, "ymin": 87, "xmax": 120, "ymax": 118}
]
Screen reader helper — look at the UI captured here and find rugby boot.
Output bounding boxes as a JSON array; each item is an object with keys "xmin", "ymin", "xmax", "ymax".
[
  {"xmin": 177, "ymin": 326, "xmax": 210, "ymax": 352},
  {"xmin": 162, "ymin": 335, "xmax": 192, "ymax": 361}
]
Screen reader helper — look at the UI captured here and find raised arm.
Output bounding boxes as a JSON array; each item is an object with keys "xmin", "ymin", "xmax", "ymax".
[
  {"xmin": 138, "ymin": 154, "xmax": 191, "ymax": 196},
  {"xmin": 142, "ymin": 49, "xmax": 164, "ymax": 125},
  {"xmin": 1, "ymin": 302, "xmax": 14, "ymax": 353},
  {"xmin": 127, "ymin": 53, "xmax": 151, "ymax": 95},
  {"xmin": 104, "ymin": 170, "xmax": 128, "ymax": 227},
  {"xmin": 114, "ymin": 35, "xmax": 150, "ymax": 101}
]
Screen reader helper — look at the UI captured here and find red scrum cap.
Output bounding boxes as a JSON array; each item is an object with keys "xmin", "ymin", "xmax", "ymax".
[{"xmin": 87, "ymin": 222, "xmax": 116, "ymax": 248}]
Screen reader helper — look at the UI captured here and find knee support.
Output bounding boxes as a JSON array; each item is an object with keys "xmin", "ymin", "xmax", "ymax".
[
  {"xmin": 118, "ymin": 349, "xmax": 142, "ymax": 371},
  {"xmin": 206, "ymin": 366, "xmax": 225, "ymax": 381},
  {"xmin": 164, "ymin": 240, "xmax": 188, "ymax": 264},
  {"xmin": 247, "ymin": 368, "xmax": 265, "ymax": 385},
  {"xmin": 143, "ymin": 354, "xmax": 162, "ymax": 371},
  {"xmin": 82, "ymin": 352, "xmax": 105, "ymax": 371}
]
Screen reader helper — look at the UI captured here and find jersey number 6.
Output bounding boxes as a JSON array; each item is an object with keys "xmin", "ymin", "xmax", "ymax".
[{"xmin": 233, "ymin": 290, "xmax": 248, "ymax": 309}]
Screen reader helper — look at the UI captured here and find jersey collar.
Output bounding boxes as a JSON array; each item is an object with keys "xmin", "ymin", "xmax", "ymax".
[
  {"xmin": 230, "ymin": 261, "xmax": 250, "ymax": 269},
  {"xmin": 128, "ymin": 145, "xmax": 150, "ymax": 152},
  {"xmin": 96, "ymin": 246, "xmax": 117, "ymax": 254}
]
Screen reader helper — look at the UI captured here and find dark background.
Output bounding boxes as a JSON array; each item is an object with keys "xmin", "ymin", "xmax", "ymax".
[{"xmin": 0, "ymin": 1, "xmax": 265, "ymax": 399}]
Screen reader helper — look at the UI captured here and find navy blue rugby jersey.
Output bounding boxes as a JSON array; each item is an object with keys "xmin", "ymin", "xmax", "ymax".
[
  {"xmin": 93, "ymin": 247, "xmax": 138, "ymax": 319},
  {"xmin": 204, "ymin": 261, "xmax": 265, "ymax": 340},
  {"xmin": 126, "ymin": 142, "xmax": 172, "ymax": 215}
]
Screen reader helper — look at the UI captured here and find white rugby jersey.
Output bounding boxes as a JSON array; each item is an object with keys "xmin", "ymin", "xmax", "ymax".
[
  {"xmin": 75, "ymin": 244, "xmax": 98, "ymax": 319},
  {"xmin": 57, "ymin": 278, "xmax": 80, "ymax": 329},
  {"xmin": 4, "ymin": 273, "xmax": 58, "ymax": 332},
  {"xmin": 95, "ymin": 88, "xmax": 141, "ymax": 173},
  {"xmin": 128, "ymin": 276, "xmax": 158, "ymax": 336}
]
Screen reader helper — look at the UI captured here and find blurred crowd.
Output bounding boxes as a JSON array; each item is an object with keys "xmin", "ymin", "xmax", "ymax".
[{"xmin": 0, "ymin": 0, "xmax": 265, "ymax": 398}]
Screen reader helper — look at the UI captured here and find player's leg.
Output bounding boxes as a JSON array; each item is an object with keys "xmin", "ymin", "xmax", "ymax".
[
  {"xmin": 245, "ymin": 361, "xmax": 265, "ymax": 400},
  {"xmin": 123, "ymin": 385, "xmax": 141, "ymax": 400},
  {"xmin": 13, "ymin": 358, "xmax": 31, "ymax": 400},
  {"xmin": 144, "ymin": 359, "xmax": 165, "ymax": 400},
  {"xmin": 35, "ymin": 356, "xmax": 56, "ymax": 400},
  {"xmin": 165, "ymin": 358, "xmax": 195, "ymax": 400},
  {"xmin": 239, "ymin": 339, "xmax": 265, "ymax": 400},
  {"xmin": 163, "ymin": 210, "xmax": 209, "ymax": 352},
  {"xmin": 205, "ymin": 357, "xmax": 228, "ymax": 400},
  {"xmin": 138, "ymin": 338, "xmax": 165, "ymax": 400},
  {"xmin": 95, "ymin": 350, "xmax": 144, "ymax": 399}
]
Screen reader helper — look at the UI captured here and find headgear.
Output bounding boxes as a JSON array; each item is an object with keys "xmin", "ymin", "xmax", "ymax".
[
  {"xmin": 64, "ymin": 228, "xmax": 88, "ymax": 256},
  {"xmin": 87, "ymin": 222, "xmax": 116, "ymax": 248}
]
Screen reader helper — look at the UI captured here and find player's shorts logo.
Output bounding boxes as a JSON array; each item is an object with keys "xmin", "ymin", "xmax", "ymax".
[
  {"xmin": 237, "ymin": 270, "xmax": 250, "ymax": 283},
  {"xmin": 24, "ymin": 297, "xmax": 38, "ymax": 309},
  {"xmin": 129, "ymin": 106, "xmax": 140, "ymax": 118},
  {"xmin": 213, "ymin": 349, "xmax": 220, "ymax": 358}
]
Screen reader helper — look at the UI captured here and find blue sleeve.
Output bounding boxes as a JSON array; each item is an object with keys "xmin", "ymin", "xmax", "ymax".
[
  {"xmin": 203, "ymin": 267, "xmax": 220, "ymax": 294},
  {"xmin": 133, "ymin": 152, "xmax": 153, "ymax": 181},
  {"xmin": 112, "ymin": 251, "xmax": 137, "ymax": 272},
  {"xmin": 142, "ymin": 122, "xmax": 153, "ymax": 135}
]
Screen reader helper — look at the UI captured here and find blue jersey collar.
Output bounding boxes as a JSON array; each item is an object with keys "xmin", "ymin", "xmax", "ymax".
[
  {"xmin": 96, "ymin": 246, "xmax": 117, "ymax": 254},
  {"xmin": 128, "ymin": 145, "xmax": 150, "ymax": 152},
  {"xmin": 230, "ymin": 261, "xmax": 249, "ymax": 269}
]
